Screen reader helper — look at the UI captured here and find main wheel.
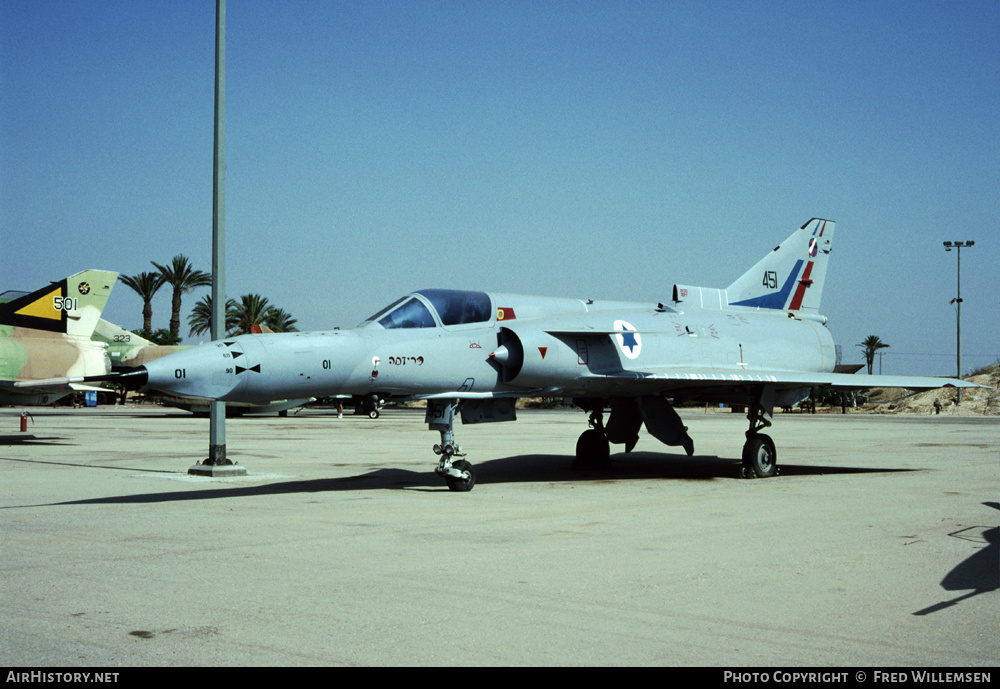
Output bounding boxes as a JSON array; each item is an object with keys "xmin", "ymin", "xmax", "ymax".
[
  {"xmin": 445, "ymin": 459, "xmax": 476, "ymax": 492},
  {"xmin": 742, "ymin": 434, "xmax": 777, "ymax": 478},
  {"xmin": 573, "ymin": 429, "xmax": 611, "ymax": 470}
]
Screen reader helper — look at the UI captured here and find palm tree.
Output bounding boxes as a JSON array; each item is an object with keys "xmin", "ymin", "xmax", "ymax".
[
  {"xmin": 857, "ymin": 335, "xmax": 890, "ymax": 374},
  {"xmin": 118, "ymin": 272, "xmax": 164, "ymax": 333},
  {"xmin": 231, "ymin": 294, "xmax": 274, "ymax": 335},
  {"xmin": 264, "ymin": 307, "xmax": 298, "ymax": 333},
  {"xmin": 187, "ymin": 295, "xmax": 238, "ymax": 337},
  {"xmin": 152, "ymin": 255, "xmax": 212, "ymax": 340},
  {"xmin": 188, "ymin": 293, "xmax": 299, "ymax": 337}
]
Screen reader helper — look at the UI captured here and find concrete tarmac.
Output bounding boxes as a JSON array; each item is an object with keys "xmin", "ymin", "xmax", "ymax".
[{"xmin": 2, "ymin": 406, "xmax": 997, "ymax": 667}]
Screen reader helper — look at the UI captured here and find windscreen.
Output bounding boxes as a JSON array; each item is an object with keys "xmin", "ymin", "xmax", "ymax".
[{"xmin": 368, "ymin": 297, "xmax": 436, "ymax": 329}]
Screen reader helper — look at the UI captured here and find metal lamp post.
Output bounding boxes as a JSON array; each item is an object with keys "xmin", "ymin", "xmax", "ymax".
[
  {"xmin": 190, "ymin": 0, "xmax": 245, "ymax": 476},
  {"xmin": 943, "ymin": 240, "xmax": 974, "ymax": 403}
]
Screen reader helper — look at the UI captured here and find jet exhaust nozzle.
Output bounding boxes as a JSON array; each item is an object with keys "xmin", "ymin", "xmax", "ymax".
[
  {"xmin": 111, "ymin": 366, "xmax": 150, "ymax": 390},
  {"xmin": 12, "ymin": 366, "xmax": 149, "ymax": 391},
  {"xmin": 79, "ymin": 366, "xmax": 149, "ymax": 390}
]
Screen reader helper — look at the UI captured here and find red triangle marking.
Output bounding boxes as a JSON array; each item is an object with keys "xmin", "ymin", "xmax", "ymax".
[{"xmin": 538, "ymin": 347, "xmax": 548, "ymax": 359}]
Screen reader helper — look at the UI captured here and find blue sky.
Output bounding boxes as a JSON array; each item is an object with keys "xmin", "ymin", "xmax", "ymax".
[{"xmin": 2, "ymin": 0, "xmax": 997, "ymax": 376}]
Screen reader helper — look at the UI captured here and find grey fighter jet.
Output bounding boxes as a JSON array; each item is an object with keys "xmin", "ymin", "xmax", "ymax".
[{"xmin": 22, "ymin": 219, "xmax": 983, "ymax": 490}]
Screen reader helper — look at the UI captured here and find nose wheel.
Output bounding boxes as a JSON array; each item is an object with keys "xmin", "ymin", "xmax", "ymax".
[
  {"xmin": 433, "ymin": 441, "xmax": 475, "ymax": 492},
  {"xmin": 441, "ymin": 458, "xmax": 476, "ymax": 492},
  {"xmin": 428, "ymin": 399, "xmax": 476, "ymax": 491}
]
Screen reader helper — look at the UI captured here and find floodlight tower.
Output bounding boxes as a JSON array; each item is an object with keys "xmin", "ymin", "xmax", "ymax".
[{"xmin": 943, "ymin": 240, "xmax": 974, "ymax": 403}]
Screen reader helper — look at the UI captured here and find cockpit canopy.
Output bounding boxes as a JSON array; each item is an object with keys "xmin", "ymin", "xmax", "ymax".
[{"xmin": 364, "ymin": 289, "xmax": 493, "ymax": 329}]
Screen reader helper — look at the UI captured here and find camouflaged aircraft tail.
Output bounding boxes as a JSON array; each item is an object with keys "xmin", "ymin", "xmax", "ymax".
[{"xmin": 0, "ymin": 270, "xmax": 118, "ymax": 338}]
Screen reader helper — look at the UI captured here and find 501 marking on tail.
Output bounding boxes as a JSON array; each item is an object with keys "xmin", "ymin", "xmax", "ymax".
[{"xmin": 53, "ymin": 297, "xmax": 78, "ymax": 311}]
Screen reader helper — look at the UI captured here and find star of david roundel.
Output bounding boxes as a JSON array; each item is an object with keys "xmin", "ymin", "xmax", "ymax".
[{"xmin": 613, "ymin": 320, "xmax": 641, "ymax": 360}]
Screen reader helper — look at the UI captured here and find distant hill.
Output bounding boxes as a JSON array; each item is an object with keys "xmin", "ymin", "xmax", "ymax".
[{"xmin": 863, "ymin": 362, "xmax": 1000, "ymax": 415}]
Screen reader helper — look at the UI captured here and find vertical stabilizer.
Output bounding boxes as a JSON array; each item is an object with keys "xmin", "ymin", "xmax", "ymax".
[
  {"xmin": 725, "ymin": 218, "xmax": 834, "ymax": 313},
  {"xmin": 0, "ymin": 270, "xmax": 118, "ymax": 338}
]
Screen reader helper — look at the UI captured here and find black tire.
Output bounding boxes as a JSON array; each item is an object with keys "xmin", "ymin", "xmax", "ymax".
[
  {"xmin": 742, "ymin": 434, "xmax": 777, "ymax": 478},
  {"xmin": 446, "ymin": 460, "xmax": 476, "ymax": 492},
  {"xmin": 573, "ymin": 429, "xmax": 611, "ymax": 470}
]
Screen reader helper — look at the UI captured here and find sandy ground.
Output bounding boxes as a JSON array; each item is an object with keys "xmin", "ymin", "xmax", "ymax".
[{"xmin": 2, "ymin": 406, "xmax": 997, "ymax": 666}]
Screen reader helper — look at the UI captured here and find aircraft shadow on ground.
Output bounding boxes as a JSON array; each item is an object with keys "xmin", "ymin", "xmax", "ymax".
[
  {"xmin": 478, "ymin": 452, "xmax": 915, "ymax": 485},
  {"xmin": 912, "ymin": 501, "xmax": 999, "ymax": 616},
  {"xmin": 3, "ymin": 451, "xmax": 917, "ymax": 508},
  {"xmin": 0, "ymin": 434, "xmax": 76, "ymax": 446}
]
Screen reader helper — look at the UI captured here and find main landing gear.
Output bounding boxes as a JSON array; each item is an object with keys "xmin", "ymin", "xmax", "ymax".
[
  {"xmin": 427, "ymin": 399, "xmax": 476, "ymax": 491},
  {"xmin": 574, "ymin": 391, "xmax": 781, "ymax": 479},
  {"xmin": 742, "ymin": 386, "xmax": 778, "ymax": 479},
  {"xmin": 573, "ymin": 406, "xmax": 611, "ymax": 470},
  {"xmin": 572, "ymin": 397, "xmax": 694, "ymax": 470}
]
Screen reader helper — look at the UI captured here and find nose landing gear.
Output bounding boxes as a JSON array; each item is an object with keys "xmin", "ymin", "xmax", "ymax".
[{"xmin": 428, "ymin": 399, "xmax": 476, "ymax": 491}]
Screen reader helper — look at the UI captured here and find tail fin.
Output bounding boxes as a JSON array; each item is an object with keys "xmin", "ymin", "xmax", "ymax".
[
  {"xmin": 671, "ymin": 219, "xmax": 834, "ymax": 314},
  {"xmin": 0, "ymin": 270, "xmax": 118, "ymax": 338},
  {"xmin": 726, "ymin": 218, "xmax": 834, "ymax": 313}
]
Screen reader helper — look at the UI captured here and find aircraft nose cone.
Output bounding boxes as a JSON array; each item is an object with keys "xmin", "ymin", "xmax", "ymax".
[
  {"xmin": 141, "ymin": 342, "xmax": 241, "ymax": 400},
  {"xmin": 138, "ymin": 331, "xmax": 370, "ymax": 404}
]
